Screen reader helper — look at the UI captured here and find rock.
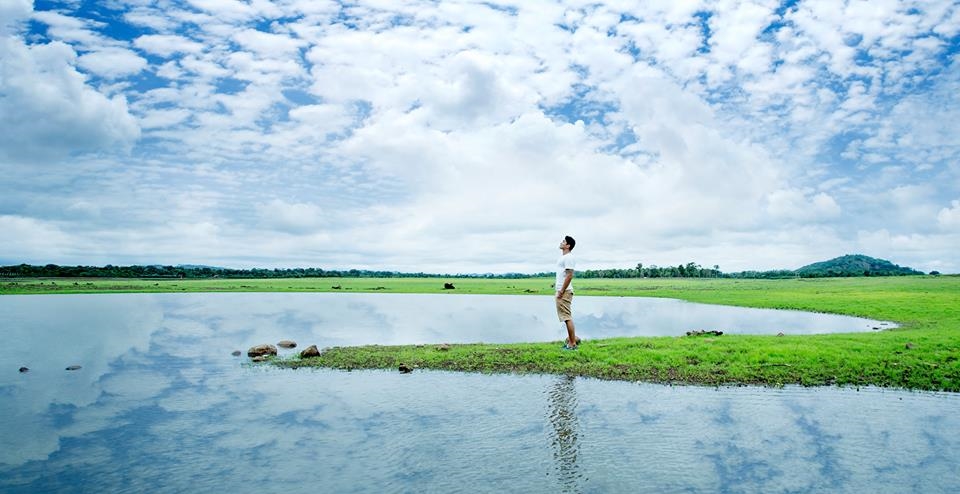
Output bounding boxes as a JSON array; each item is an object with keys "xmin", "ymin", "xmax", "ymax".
[
  {"xmin": 443, "ymin": 283, "xmax": 455, "ymax": 290},
  {"xmin": 300, "ymin": 345, "xmax": 321, "ymax": 358},
  {"xmin": 231, "ymin": 350, "xmax": 242, "ymax": 357},
  {"xmin": 905, "ymin": 342, "xmax": 916, "ymax": 350},
  {"xmin": 251, "ymin": 356, "xmax": 268, "ymax": 363},
  {"xmin": 247, "ymin": 344, "xmax": 278, "ymax": 357},
  {"xmin": 436, "ymin": 343, "xmax": 451, "ymax": 351},
  {"xmin": 777, "ymin": 332, "xmax": 784, "ymax": 337},
  {"xmin": 399, "ymin": 363, "xmax": 413, "ymax": 373},
  {"xmin": 65, "ymin": 365, "xmax": 82, "ymax": 371},
  {"xmin": 19, "ymin": 366, "xmax": 29, "ymax": 373},
  {"xmin": 278, "ymin": 340, "xmax": 297, "ymax": 349}
]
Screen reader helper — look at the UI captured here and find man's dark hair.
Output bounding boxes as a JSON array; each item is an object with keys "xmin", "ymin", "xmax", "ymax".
[{"xmin": 565, "ymin": 235, "xmax": 576, "ymax": 250}]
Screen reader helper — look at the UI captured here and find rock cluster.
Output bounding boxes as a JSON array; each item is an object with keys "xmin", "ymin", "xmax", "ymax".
[{"xmin": 245, "ymin": 340, "xmax": 327, "ymax": 362}]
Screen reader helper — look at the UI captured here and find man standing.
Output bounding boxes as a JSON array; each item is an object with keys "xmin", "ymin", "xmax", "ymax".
[{"xmin": 556, "ymin": 235, "xmax": 579, "ymax": 350}]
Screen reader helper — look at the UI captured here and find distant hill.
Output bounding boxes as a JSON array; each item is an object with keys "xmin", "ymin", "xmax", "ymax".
[{"xmin": 795, "ymin": 254, "xmax": 923, "ymax": 277}]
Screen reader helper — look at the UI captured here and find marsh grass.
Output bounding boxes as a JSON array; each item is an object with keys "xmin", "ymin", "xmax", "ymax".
[{"xmin": 5, "ymin": 275, "xmax": 958, "ymax": 390}]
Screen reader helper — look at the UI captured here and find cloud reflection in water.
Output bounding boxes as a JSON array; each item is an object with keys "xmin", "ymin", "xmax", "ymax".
[{"xmin": 0, "ymin": 293, "xmax": 950, "ymax": 494}]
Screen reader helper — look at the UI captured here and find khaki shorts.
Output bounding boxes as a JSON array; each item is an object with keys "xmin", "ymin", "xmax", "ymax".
[{"xmin": 556, "ymin": 290, "xmax": 573, "ymax": 321}]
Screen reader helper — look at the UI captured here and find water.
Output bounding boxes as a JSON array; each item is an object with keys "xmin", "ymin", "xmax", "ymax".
[{"xmin": 2, "ymin": 293, "xmax": 955, "ymax": 493}]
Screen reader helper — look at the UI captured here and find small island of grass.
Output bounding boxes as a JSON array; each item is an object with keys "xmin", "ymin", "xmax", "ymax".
[{"xmin": 267, "ymin": 276, "xmax": 959, "ymax": 392}]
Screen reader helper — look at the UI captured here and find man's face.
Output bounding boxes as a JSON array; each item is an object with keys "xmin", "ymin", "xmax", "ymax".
[{"xmin": 559, "ymin": 238, "xmax": 569, "ymax": 250}]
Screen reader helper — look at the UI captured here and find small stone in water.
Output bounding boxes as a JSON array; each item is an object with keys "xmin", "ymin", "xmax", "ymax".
[
  {"xmin": 65, "ymin": 365, "xmax": 82, "ymax": 371},
  {"xmin": 247, "ymin": 344, "xmax": 278, "ymax": 357},
  {"xmin": 231, "ymin": 350, "xmax": 242, "ymax": 357},
  {"xmin": 19, "ymin": 366, "xmax": 29, "ymax": 373}
]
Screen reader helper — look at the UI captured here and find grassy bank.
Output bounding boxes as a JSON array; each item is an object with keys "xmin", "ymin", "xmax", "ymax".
[
  {"xmin": 4, "ymin": 276, "xmax": 958, "ymax": 390},
  {"xmin": 272, "ymin": 276, "xmax": 958, "ymax": 391}
]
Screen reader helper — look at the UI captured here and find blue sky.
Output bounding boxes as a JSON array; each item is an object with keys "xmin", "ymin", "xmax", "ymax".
[{"xmin": 1, "ymin": 0, "xmax": 959, "ymax": 273}]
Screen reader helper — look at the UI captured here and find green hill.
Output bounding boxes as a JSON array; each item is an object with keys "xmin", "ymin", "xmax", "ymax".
[{"xmin": 795, "ymin": 254, "xmax": 922, "ymax": 277}]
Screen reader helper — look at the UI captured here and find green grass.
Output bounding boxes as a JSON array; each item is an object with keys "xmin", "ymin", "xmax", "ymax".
[{"xmin": 4, "ymin": 275, "xmax": 958, "ymax": 391}]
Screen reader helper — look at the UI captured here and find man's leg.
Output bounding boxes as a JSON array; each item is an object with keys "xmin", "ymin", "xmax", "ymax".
[{"xmin": 564, "ymin": 319, "xmax": 577, "ymax": 348}]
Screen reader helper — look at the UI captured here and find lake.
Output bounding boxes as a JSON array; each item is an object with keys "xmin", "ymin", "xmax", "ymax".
[{"xmin": 2, "ymin": 293, "xmax": 956, "ymax": 493}]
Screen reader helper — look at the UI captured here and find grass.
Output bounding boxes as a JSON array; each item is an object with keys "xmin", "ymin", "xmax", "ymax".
[{"xmin": 4, "ymin": 275, "xmax": 958, "ymax": 391}]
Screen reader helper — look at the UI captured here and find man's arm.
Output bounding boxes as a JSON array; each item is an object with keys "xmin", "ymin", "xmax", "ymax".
[{"xmin": 556, "ymin": 269, "xmax": 573, "ymax": 297}]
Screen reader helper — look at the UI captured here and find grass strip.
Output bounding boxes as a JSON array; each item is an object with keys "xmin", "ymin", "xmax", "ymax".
[{"xmin": 267, "ymin": 276, "xmax": 957, "ymax": 391}]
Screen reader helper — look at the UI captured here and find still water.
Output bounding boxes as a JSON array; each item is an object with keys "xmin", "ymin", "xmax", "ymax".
[{"xmin": 1, "ymin": 293, "xmax": 955, "ymax": 493}]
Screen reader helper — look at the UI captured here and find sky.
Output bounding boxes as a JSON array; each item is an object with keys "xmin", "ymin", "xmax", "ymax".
[{"xmin": 1, "ymin": 0, "xmax": 959, "ymax": 274}]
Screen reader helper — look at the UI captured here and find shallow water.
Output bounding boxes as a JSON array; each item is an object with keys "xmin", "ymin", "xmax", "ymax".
[
  {"xmin": 3, "ymin": 293, "xmax": 954, "ymax": 493},
  {"xmin": 2, "ymin": 292, "xmax": 891, "ymax": 352}
]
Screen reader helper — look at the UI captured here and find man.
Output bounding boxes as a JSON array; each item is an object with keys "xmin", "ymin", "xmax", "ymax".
[{"xmin": 556, "ymin": 235, "xmax": 579, "ymax": 350}]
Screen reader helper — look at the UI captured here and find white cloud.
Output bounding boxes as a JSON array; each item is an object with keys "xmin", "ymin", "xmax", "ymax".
[
  {"xmin": 0, "ymin": 215, "xmax": 73, "ymax": 261},
  {"xmin": 767, "ymin": 189, "xmax": 841, "ymax": 223},
  {"xmin": 232, "ymin": 29, "xmax": 305, "ymax": 57},
  {"xmin": 0, "ymin": 0, "xmax": 32, "ymax": 35},
  {"xmin": 0, "ymin": 37, "xmax": 140, "ymax": 163},
  {"xmin": 708, "ymin": 0, "xmax": 778, "ymax": 69},
  {"xmin": 938, "ymin": 200, "xmax": 960, "ymax": 231},
  {"xmin": 78, "ymin": 48, "xmax": 147, "ymax": 78},
  {"xmin": 134, "ymin": 34, "xmax": 204, "ymax": 57},
  {"xmin": 139, "ymin": 108, "xmax": 192, "ymax": 129},
  {"xmin": 255, "ymin": 199, "xmax": 325, "ymax": 234}
]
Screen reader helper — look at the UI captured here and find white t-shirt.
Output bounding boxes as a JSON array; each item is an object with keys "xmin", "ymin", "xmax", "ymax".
[{"xmin": 555, "ymin": 253, "xmax": 575, "ymax": 293}]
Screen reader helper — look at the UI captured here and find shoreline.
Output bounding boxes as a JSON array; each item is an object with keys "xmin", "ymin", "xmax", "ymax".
[{"xmin": 4, "ymin": 276, "xmax": 958, "ymax": 391}]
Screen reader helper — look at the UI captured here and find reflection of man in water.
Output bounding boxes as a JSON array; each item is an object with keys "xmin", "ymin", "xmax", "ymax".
[
  {"xmin": 556, "ymin": 235, "xmax": 579, "ymax": 350},
  {"xmin": 547, "ymin": 375, "xmax": 582, "ymax": 489}
]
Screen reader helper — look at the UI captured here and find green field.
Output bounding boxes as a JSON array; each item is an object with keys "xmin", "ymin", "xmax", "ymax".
[{"xmin": 4, "ymin": 276, "xmax": 958, "ymax": 391}]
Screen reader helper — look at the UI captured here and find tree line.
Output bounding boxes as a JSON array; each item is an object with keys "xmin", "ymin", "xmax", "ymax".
[
  {"xmin": 1, "ymin": 260, "xmax": 926, "ymax": 280},
  {"xmin": 579, "ymin": 262, "xmax": 727, "ymax": 279},
  {"xmin": 0, "ymin": 264, "xmax": 533, "ymax": 279}
]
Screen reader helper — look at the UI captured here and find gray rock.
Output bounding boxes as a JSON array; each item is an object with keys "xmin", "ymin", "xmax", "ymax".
[
  {"xmin": 278, "ymin": 340, "xmax": 297, "ymax": 349},
  {"xmin": 231, "ymin": 350, "xmax": 242, "ymax": 357},
  {"xmin": 65, "ymin": 365, "xmax": 82, "ymax": 371},
  {"xmin": 436, "ymin": 343, "xmax": 451, "ymax": 351},
  {"xmin": 251, "ymin": 356, "xmax": 268, "ymax": 363},
  {"xmin": 300, "ymin": 345, "xmax": 321, "ymax": 358},
  {"xmin": 247, "ymin": 344, "xmax": 278, "ymax": 357},
  {"xmin": 19, "ymin": 366, "xmax": 29, "ymax": 373},
  {"xmin": 399, "ymin": 363, "xmax": 413, "ymax": 373}
]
